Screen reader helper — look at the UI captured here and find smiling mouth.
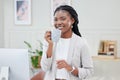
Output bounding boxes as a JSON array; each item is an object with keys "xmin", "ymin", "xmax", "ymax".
[{"xmin": 57, "ymin": 26, "xmax": 63, "ymax": 30}]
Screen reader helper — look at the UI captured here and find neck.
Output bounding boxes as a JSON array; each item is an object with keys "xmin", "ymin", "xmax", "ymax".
[{"xmin": 61, "ymin": 29, "xmax": 72, "ymax": 38}]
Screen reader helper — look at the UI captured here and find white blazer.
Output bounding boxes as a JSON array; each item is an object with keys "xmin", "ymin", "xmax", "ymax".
[{"xmin": 41, "ymin": 33, "xmax": 94, "ymax": 80}]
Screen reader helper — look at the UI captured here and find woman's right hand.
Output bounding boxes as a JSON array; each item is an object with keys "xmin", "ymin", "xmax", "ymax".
[
  {"xmin": 44, "ymin": 31, "xmax": 53, "ymax": 44},
  {"xmin": 44, "ymin": 31, "xmax": 53, "ymax": 58}
]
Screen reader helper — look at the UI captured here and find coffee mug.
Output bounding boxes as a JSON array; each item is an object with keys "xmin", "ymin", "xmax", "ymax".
[{"xmin": 51, "ymin": 29, "xmax": 61, "ymax": 42}]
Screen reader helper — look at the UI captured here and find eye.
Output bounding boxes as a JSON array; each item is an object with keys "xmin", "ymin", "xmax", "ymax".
[
  {"xmin": 54, "ymin": 18, "xmax": 57, "ymax": 21},
  {"xmin": 60, "ymin": 17, "xmax": 66, "ymax": 21},
  {"xmin": 54, "ymin": 16, "xmax": 66, "ymax": 22}
]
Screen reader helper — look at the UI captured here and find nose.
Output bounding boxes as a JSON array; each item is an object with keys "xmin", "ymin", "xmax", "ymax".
[{"xmin": 55, "ymin": 20, "xmax": 62, "ymax": 27}]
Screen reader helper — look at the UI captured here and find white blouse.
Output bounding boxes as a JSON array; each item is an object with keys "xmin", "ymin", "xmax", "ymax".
[{"xmin": 55, "ymin": 38, "xmax": 70, "ymax": 79}]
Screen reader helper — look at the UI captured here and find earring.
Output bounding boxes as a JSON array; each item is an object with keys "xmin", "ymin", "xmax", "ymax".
[{"xmin": 71, "ymin": 26, "xmax": 73, "ymax": 28}]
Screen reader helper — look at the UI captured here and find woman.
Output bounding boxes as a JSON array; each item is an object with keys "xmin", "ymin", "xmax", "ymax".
[{"xmin": 41, "ymin": 5, "xmax": 93, "ymax": 80}]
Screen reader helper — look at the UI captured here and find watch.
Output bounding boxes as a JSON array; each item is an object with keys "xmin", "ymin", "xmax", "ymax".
[{"xmin": 70, "ymin": 66, "xmax": 75, "ymax": 73}]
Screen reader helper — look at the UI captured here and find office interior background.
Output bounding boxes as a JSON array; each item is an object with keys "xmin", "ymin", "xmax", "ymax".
[{"xmin": 0, "ymin": 0, "xmax": 120, "ymax": 80}]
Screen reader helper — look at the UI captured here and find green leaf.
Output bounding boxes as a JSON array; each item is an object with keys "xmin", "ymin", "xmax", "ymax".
[
  {"xmin": 39, "ymin": 51, "xmax": 43, "ymax": 56},
  {"xmin": 24, "ymin": 41, "xmax": 32, "ymax": 49},
  {"xmin": 35, "ymin": 49, "xmax": 42, "ymax": 56},
  {"xmin": 31, "ymin": 56, "xmax": 40, "ymax": 68}
]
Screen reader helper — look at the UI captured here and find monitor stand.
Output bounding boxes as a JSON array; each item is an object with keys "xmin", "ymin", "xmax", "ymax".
[{"xmin": 0, "ymin": 66, "xmax": 9, "ymax": 80}]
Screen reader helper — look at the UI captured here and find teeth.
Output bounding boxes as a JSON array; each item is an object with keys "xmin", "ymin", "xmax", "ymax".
[{"xmin": 57, "ymin": 26, "xmax": 63, "ymax": 29}]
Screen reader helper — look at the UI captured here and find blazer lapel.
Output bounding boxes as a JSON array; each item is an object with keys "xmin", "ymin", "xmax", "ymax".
[{"xmin": 67, "ymin": 33, "xmax": 76, "ymax": 65}]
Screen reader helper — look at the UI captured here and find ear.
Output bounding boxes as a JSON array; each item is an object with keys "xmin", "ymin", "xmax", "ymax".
[{"xmin": 71, "ymin": 18, "xmax": 75, "ymax": 24}]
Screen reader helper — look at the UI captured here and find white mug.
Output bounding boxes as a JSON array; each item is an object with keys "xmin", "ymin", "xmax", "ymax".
[{"xmin": 51, "ymin": 29, "xmax": 61, "ymax": 42}]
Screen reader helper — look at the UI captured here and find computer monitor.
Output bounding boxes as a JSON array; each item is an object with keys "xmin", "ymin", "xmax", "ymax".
[{"xmin": 0, "ymin": 49, "xmax": 30, "ymax": 80}]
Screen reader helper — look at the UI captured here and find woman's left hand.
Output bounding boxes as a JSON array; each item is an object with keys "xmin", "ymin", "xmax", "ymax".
[{"xmin": 56, "ymin": 60, "xmax": 72, "ymax": 71}]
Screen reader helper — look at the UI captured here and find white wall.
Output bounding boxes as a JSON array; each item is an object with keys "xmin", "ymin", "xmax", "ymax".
[
  {"xmin": 3, "ymin": 0, "xmax": 52, "ymax": 49},
  {"xmin": 0, "ymin": 0, "xmax": 4, "ymax": 48},
  {"xmin": 3, "ymin": 0, "xmax": 120, "ymax": 57},
  {"xmin": 73, "ymin": 0, "xmax": 120, "ymax": 57}
]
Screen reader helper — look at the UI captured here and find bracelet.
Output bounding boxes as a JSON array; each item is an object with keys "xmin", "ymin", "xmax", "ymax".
[{"xmin": 70, "ymin": 66, "xmax": 75, "ymax": 73}]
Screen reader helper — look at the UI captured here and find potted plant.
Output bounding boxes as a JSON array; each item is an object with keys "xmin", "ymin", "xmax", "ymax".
[{"xmin": 24, "ymin": 40, "xmax": 43, "ymax": 68}]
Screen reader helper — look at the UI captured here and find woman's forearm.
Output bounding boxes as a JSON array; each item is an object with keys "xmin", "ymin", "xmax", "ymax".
[{"xmin": 46, "ymin": 43, "xmax": 53, "ymax": 58}]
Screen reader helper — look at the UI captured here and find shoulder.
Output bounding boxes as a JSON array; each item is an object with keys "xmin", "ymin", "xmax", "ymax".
[
  {"xmin": 72, "ymin": 33, "xmax": 87, "ymax": 42},
  {"xmin": 72, "ymin": 33, "xmax": 89, "ymax": 46}
]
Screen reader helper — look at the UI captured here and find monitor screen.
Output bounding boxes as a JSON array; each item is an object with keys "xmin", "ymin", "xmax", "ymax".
[{"xmin": 0, "ymin": 49, "xmax": 30, "ymax": 80}]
